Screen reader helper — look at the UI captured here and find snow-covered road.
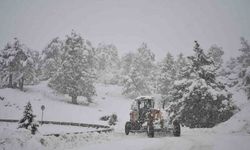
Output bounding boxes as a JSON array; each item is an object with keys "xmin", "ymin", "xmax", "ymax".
[{"xmin": 72, "ymin": 128, "xmax": 250, "ymax": 150}]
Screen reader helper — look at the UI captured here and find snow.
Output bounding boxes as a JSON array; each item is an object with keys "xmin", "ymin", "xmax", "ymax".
[
  {"xmin": 71, "ymin": 128, "xmax": 250, "ymax": 150},
  {"xmin": 135, "ymin": 96, "xmax": 153, "ymax": 100},
  {"xmin": 0, "ymin": 123, "xmax": 44, "ymax": 150},
  {"xmin": 0, "ymin": 122, "xmax": 116, "ymax": 150},
  {"xmin": 0, "ymin": 122, "xmax": 97, "ymax": 135},
  {"xmin": 1, "ymin": 81, "xmax": 250, "ymax": 150},
  {"xmin": 0, "ymin": 81, "xmax": 131, "ymax": 126},
  {"xmin": 213, "ymin": 88, "xmax": 250, "ymax": 135}
]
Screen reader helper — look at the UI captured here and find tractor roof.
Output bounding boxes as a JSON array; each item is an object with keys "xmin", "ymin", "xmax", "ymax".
[{"xmin": 135, "ymin": 96, "xmax": 154, "ymax": 102}]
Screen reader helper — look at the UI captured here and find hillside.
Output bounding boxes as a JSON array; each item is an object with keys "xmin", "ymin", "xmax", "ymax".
[
  {"xmin": 0, "ymin": 82, "xmax": 250, "ymax": 150},
  {"xmin": 0, "ymin": 81, "xmax": 131, "ymax": 125}
]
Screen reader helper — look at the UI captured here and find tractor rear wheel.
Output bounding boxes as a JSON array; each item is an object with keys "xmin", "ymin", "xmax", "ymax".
[
  {"xmin": 173, "ymin": 121, "xmax": 181, "ymax": 137},
  {"xmin": 147, "ymin": 124, "xmax": 154, "ymax": 137},
  {"xmin": 125, "ymin": 121, "xmax": 131, "ymax": 135}
]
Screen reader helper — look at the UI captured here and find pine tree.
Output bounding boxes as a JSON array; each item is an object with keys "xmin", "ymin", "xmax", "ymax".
[
  {"xmin": 122, "ymin": 67, "xmax": 150, "ymax": 98},
  {"xmin": 18, "ymin": 102, "xmax": 39, "ymax": 134},
  {"xmin": 135, "ymin": 43, "xmax": 155, "ymax": 76},
  {"xmin": 167, "ymin": 41, "xmax": 236, "ymax": 128},
  {"xmin": 95, "ymin": 43, "xmax": 120, "ymax": 84},
  {"xmin": 158, "ymin": 53, "xmax": 175, "ymax": 94},
  {"xmin": 237, "ymin": 37, "xmax": 250, "ymax": 99},
  {"xmin": 22, "ymin": 49, "xmax": 39, "ymax": 86},
  {"xmin": 157, "ymin": 52, "xmax": 176, "ymax": 107},
  {"xmin": 121, "ymin": 52, "xmax": 136, "ymax": 75},
  {"xmin": 0, "ymin": 38, "xmax": 36, "ymax": 90},
  {"xmin": 121, "ymin": 43, "xmax": 156, "ymax": 98},
  {"xmin": 48, "ymin": 31, "xmax": 96, "ymax": 104},
  {"xmin": 175, "ymin": 53, "xmax": 190, "ymax": 80},
  {"xmin": 96, "ymin": 43, "xmax": 119, "ymax": 71},
  {"xmin": 208, "ymin": 45, "xmax": 224, "ymax": 69},
  {"xmin": 219, "ymin": 58, "xmax": 240, "ymax": 87},
  {"xmin": 41, "ymin": 37, "xmax": 64, "ymax": 80},
  {"xmin": 221, "ymin": 38, "xmax": 250, "ymax": 99}
]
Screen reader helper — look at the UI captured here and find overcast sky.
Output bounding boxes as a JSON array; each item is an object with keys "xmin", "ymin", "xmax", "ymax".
[{"xmin": 0, "ymin": 0, "xmax": 250, "ymax": 60}]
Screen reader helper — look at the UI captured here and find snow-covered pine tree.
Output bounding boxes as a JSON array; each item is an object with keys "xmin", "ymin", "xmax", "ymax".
[
  {"xmin": 21, "ymin": 49, "xmax": 39, "ymax": 86},
  {"xmin": 157, "ymin": 52, "xmax": 176, "ymax": 108},
  {"xmin": 0, "ymin": 45, "xmax": 8, "ymax": 88},
  {"xmin": 30, "ymin": 51, "xmax": 42, "ymax": 83},
  {"xmin": 175, "ymin": 53, "xmax": 190, "ymax": 80},
  {"xmin": 41, "ymin": 37, "xmax": 64, "ymax": 80},
  {"xmin": 219, "ymin": 38, "xmax": 250, "ymax": 98},
  {"xmin": 121, "ymin": 43, "xmax": 156, "ymax": 98},
  {"xmin": 207, "ymin": 45, "xmax": 228, "ymax": 87},
  {"xmin": 95, "ymin": 43, "xmax": 120, "ymax": 84},
  {"xmin": 96, "ymin": 43, "xmax": 119, "ymax": 71},
  {"xmin": 122, "ymin": 67, "xmax": 150, "ymax": 98},
  {"xmin": 48, "ymin": 31, "xmax": 96, "ymax": 104},
  {"xmin": 237, "ymin": 37, "xmax": 250, "ymax": 99},
  {"xmin": 135, "ymin": 43, "xmax": 155, "ymax": 76},
  {"xmin": 167, "ymin": 41, "xmax": 236, "ymax": 128},
  {"xmin": 121, "ymin": 52, "xmax": 136, "ymax": 75},
  {"xmin": 18, "ymin": 101, "xmax": 39, "ymax": 134},
  {"xmin": 0, "ymin": 39, "xmax": 26, "ymax": 88},
  {"xmin": 136, "ymin": 43, "xmax": 158, "ymax": 94},
  {"xmin": 207, "ymin": 45, "xmax": 224, "ymax": 69},
  {"xmin": 218, "ymin": 57, "xmax": 240, "ymax": 87},
  {"xmin": 0, "ymin": 38, "xmax": 36, "ymax": 90}
]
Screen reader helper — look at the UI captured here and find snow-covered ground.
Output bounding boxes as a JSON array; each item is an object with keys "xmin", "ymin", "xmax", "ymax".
[
  {"xmin": 0, "ymin": 81, "xmax": 132, "ymax": 149},
  {"xmin": 0, "ymin": 122, "xmax": 97, "ymax": 135},
  {"xmin": 0, "ymin": 81, "xmax": 131, "ymax": 126},
  {"xmin": 1, "ymin": 81, "xmax": 250, "ymax": 150},
  {"xmin": 71, "ymin": 128, "xmax": 250, "ymax": 150},
  {"xmin": 71, "ymin": 87, "xmax": 250, "ymax": 150}
]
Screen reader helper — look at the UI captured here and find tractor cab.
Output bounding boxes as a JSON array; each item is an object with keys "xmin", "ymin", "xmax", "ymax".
[
  {"xmin": 133, "ymin": 96, "xmax": 154, "ymax": 110},
  {"xmin": 125, "ymin": 96, "xmax": 181, "ymax": 137},
  {"xmin": 130, "ymin": 96, "xmax": 154, "ymax": 123}
]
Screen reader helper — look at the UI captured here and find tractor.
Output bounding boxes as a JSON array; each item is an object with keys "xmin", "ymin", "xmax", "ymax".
[{"xmin": 125, "ymin": 96, "xmax": 180, "ymax": 137}]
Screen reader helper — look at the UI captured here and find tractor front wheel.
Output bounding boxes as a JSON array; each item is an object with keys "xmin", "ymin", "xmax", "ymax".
[
  {"xmin": 147, "ymin": 124, "xmax": 154, "ymax": 137},
  {"xmin": 125, "ymin": 121, "xmax": 131, "ymax": 135}
]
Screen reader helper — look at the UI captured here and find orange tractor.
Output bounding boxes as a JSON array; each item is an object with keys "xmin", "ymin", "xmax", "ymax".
[{"xmin": 125, "ymin": 96, "xmax": 180, "ymax": 137}]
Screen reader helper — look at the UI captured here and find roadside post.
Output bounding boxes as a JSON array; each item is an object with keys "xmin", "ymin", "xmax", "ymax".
[{"xmin": 41, "ymin": 105, "xmax": 45, "ymax": 125}]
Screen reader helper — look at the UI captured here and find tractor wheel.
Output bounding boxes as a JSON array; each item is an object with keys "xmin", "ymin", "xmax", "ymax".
[
  {"xmin": 125, "ymin": 121, "xmax": 131, "ymax": 135},
  {"xmin": 147, "ymin": 124, "xmax": 154, "ymax": 138},
  {"xmin": 173, "ymin": 121, "xmax": 181, "ymax": 137}
]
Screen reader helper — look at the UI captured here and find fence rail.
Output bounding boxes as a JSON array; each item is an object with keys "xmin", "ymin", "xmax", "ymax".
[{"xmin": 0, "ymin": 119, "xmax": 113, "ymax": 136}]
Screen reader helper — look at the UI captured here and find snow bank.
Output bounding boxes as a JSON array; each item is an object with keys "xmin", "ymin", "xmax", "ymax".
[
  {"xmin": 0, "ymin": 123, "xmax": 44, "ymax": 150},
  {"xmin": 213, "ymin": 88, "xmax": 250, "ymax": 134},
  {"xmin": 0, "ymin": 122, "xmax": 115, "ymax": 150}
]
